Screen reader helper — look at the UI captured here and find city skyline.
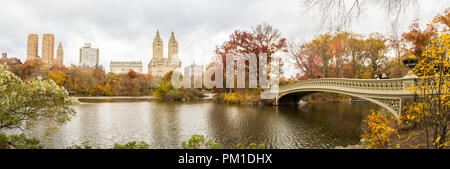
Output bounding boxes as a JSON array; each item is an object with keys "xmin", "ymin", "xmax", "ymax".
[
  {"xmin": 0, "ymin": 0, "xmax": 448, "ymax": 76},
  {"xmin": 26, "ymin": 33, "xmax": 63, "ymax": 66}
]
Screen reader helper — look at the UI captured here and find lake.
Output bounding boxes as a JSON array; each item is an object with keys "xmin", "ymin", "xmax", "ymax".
[{"xmin": 26, "ymin": 99, "xmax": 380, "ymax": 149}]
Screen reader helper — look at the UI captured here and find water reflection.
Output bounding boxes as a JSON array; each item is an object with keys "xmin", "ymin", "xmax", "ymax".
[{"xmin": 26, "ymin": 100, "xmax": 379, "ymax": 149}]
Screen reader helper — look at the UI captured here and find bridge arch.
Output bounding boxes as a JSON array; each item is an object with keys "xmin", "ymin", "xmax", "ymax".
[{"xmin": 276, "ymin": 88, "xmax": 402, "ymax": 118}]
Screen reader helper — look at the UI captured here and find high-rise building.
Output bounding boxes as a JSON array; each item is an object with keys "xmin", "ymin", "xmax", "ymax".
[
  {"xmin": 148, "ymin": 31, "xmax": 182, "ymax": 77},
  {"xmin": 41, "ymin": 34, "xmax": 55, "ymax": 65},
  {"xmin": 56, "ymin": 42, "xmax": 64, "ymax": 66},
  {"xmin": 79, "ymin": 43, "xmax": 99, "ymax": 67},
  {"xmin": 26, "ymin": 34, "xmax": 39, "ymax": 61}
]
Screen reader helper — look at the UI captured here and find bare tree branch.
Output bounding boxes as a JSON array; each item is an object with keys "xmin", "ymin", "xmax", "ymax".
[{"xmin": 301, "ymin": 0, "xmax": 417, "ymax": 31}]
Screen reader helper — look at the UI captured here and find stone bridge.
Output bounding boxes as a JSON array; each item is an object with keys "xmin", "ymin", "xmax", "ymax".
[{"xmin": 270, "ymin": 78, "xmax": 418, "ymax": 118}]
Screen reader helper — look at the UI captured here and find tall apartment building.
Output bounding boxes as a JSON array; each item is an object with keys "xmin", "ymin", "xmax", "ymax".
[
  {"xmin": 26, "ymin": 34, "xmax": 39, "ymax": 61},
  {"xmin": 79, "ymin": 43, "xmax": 99, "ymax": 67},
  {"xmin": 26, "ymin": 33, "xmax": 64, "ymax": 66},
  {"xmin": 41, "ymin": 34, "xmax": 55, "ymax": 65}
]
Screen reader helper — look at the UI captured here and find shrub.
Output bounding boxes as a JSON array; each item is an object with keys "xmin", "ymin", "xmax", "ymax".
[
  {"xmin": 235, "ymin": 143, "xmax": 266, "ymax": 149},
  {"xmin": 361, "ymin": 110, "xmax": 398, "ymax": 149},
  {"xmin": 113, "ymin": 141, "xmax": 150, "ymax": 149},
  {"xmin": 0, "ymin": 133, "xmax": 43, "ymax": 149},
  {"xmin": 67, "ymin": 141, "xmax": 93, "ymax": 149},
  {"xmin": 183, "ymin": 89, "xmax": 204, "ymax": 100},
  {"xmin": 182, "ymin": 134, "xmax": 221, "ymax": 149}
]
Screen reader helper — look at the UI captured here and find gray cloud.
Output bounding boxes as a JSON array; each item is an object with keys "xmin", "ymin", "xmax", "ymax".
[{"xmin": 0, "ymin": 0, "xmax": 448, "ymax": 76}]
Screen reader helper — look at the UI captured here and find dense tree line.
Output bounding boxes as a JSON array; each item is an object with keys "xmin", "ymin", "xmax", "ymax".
[
  {"xmin": 8, "ymin": 60, "xmax": 155, "ymax": 96},
  {"xmin": 289, "ymin": 32, "xmax": 395, "ymax": 80}
]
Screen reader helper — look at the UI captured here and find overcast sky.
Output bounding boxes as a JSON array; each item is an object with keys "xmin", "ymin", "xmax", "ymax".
[{"xmin": 0, "ymin": 0, "xmax": 448, "ymax": 76}]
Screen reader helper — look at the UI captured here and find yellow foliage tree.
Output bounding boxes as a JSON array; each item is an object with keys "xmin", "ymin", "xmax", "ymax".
[
  {"xmin": 402, "ymin": 32, "xmax": 449, "ymax": 149},
  {"xmin": 48, "ymin": 70, "xmax": 67, "ymax": 86},
  {"xmin": 361, "ymin": 110, "xmax": 398, "ymax": 149}
]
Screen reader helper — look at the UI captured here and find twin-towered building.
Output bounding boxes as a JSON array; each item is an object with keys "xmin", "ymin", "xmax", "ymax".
[
  {"xmin": 109, "ymin": 31, "xmax": 182, "ymax": 76},
  {"xmin": 26, "ymin": 33, "xmax": 63, "ymax": 66},
  {"xmin": 147, "ymin": 31, "xmax": 182, "ymax": 77}
]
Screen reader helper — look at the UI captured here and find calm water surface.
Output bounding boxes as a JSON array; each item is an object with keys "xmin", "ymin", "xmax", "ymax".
[{"xmin": 26, "ymin": 99, "xmax": 380, "ymax": 149}]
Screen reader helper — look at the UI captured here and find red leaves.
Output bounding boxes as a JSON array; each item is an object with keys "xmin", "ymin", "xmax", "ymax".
[
  {"xmin": 215, "ymin": 24, "xmax": 287, "ymax": 60},
  {"xmin": 291, "ymin": 43, "xmax": 324, "ymax": 80},
  {"xmin": 401, "ymin": 9, "xmax": 450, "ymax": 58},
  {"xmin": 213, "ymin": 24, "xmax": 288, "ymax": 89},
  {"xmin": 127, "ymin": 69, "xmax": 138, "ymax": 79}
]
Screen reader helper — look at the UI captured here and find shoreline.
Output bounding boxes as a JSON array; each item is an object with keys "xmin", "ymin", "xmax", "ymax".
[
  {"xmin": 75, "ymin": 95, "xmax": 370, "ymax": 104},
  {"xmin": 76, "ymin": 96, "xmax": 159, "ymax": 101}
]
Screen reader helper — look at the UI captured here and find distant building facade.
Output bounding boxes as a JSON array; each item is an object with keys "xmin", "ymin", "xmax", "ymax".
[
  {"xmin": 26, "ymin": 34, "xmax": 39, "ymax": 61},
  {"xmin": 110, "ymin": 61, "xmax": 143, "ymax": 74},
  {"xmin": 148, "ymin": 31, "xmax": 182, "ymax": 77},
  {"xmin": 79, "ymin": 43, "xmax": 99, "ymax": 67},
  {"xmin": 1, "ymin": 53, "xmax": 22, "ymax": 66},
  {"xmin": 56, "ymin": 42, "xmax": 64, "ymax": 66}
]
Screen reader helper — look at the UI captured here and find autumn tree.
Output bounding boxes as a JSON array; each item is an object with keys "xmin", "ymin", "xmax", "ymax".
[
  {"xmin": 309, "ymin": 34, "xmax": 334, "ymax": 77},
  {"xmin": 401, "ymin": 9, "xmax": 449, "ymax": 68},
  {"xmin": 402, "ymin": 32, "xmax": 449, "ymax": 149},
  {"xmin": 127, "ymin": 69, "xmax": 138, "ymax": 79},
  {"xmin": 48, "ymin": 70, "xmax": 67, "ymax": 86},
  {"xmin": 347, "ymin": 34, "xmax": 366, "ymax": 78},
  {"xmin": 328, "ymin": 32, "xmax": 349, "ymax": 77},
  {"xmin": 292, "ymin": 32, "xmax": 388, "ymax": 80},
  {"xmin": 402, "ymin": 21, "xmax": 439, "ymax": 59},
  {"xmin": 214, "ymin": 23, "xmax": 287, "ymax": 91},
  {"xmin": 387, "ymin": 25, "xmax": 409, "ymax": 78},
  {"xmin": 364, "ymin": 33, "xmax": 388, "ymax": 78},
  {"xmin": 361, "ymin": 110, "xmax": 398, "ymax": 149},
  {"xmin": 288, "ymin": 42, "xmax": 324, "ymax": 80}
]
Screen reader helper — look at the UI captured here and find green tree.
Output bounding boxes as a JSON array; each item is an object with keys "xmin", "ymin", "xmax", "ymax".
[
  {"xmin": 235, "ymin": 143, "xmax": 266, "ymax": 149},
  {"xmin": 66, "ymin": 141, "xmax": 93, "ymax": 149},
  {"xmin": 182, "ymin": 134, "xmax": 221, "ymax": 149},
  {"xmin": 0, "ymin": 133, "xmax": 43, "ymax": 149},
  {"xmin": 113, "ymin": 141, "xmax": 150, "ymax": 149},
  {"xmin": 0, "ymin": 65, "xmax": 78, "ymax": 132}
]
